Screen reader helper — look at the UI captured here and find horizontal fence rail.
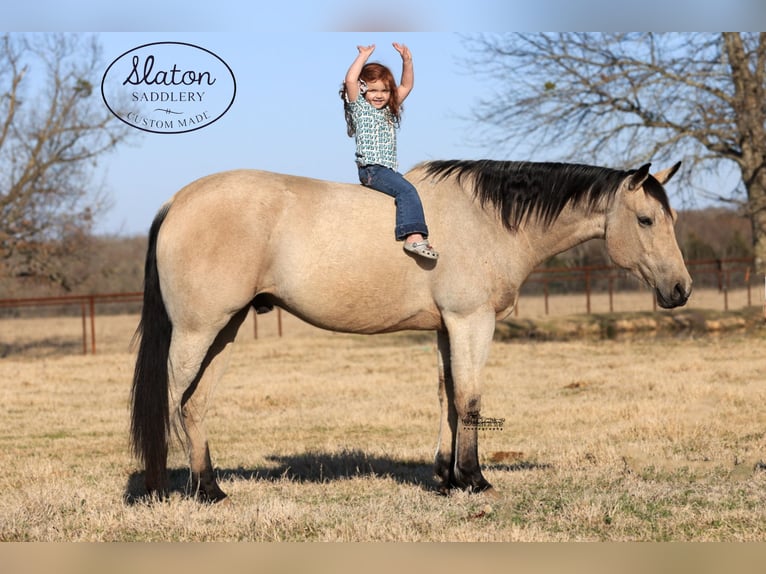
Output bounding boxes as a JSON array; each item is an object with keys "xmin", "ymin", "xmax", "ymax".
[
  {"xmin": 0, "ymin": 292, "xmax": 142, "ymax": 355},
  {"xmin": 0, "ymin": 258, "xmax": 760, "ymax": 355}
]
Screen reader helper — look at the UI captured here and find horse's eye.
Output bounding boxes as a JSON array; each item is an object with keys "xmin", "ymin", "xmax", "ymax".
[{"xmin": 638, "ymin": 215, "xmax": 653, "ymax": 227}]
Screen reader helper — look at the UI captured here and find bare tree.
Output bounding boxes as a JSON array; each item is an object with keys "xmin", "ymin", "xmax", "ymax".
[
  {"xmin": 465, "ymin": 33, "xmax": 766, "ymax": 272},
  {"xmin": 0, "ymin": 33, "xmax": 134, "ymax": 290}
]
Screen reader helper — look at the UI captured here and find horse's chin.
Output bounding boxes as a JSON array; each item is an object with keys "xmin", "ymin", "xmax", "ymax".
[{"xmin": 655, "ymin": 285, "xmax": 691, "ymax": 309}]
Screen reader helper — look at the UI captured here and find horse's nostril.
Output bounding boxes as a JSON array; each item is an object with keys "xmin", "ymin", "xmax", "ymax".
[{"xmin": 674, "ymin": 282, "xmax": 689, "ymax": 302}]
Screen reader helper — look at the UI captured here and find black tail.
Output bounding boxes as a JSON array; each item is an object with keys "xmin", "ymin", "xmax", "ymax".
[{"xmin": 130, "ymin": 204, "xmax": 172, "ymax": 493}]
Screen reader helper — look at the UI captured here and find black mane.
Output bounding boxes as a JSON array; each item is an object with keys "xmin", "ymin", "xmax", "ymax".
[{"xmin": 420, "ymin": 159, "xmax": 671, "ymax": 230}]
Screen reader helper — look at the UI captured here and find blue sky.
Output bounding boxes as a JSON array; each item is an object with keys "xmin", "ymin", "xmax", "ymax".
[{"xmin": 5, "ymin": 2, "xmax": 766, "ymax": 236}]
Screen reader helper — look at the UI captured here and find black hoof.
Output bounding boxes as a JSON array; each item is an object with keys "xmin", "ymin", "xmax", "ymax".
[
  {"xmin": 193, "ymin": 483, "xmax": 228, "ymax": 503},
  {"xmin": 192, "ymin": 472, "xmax": 228, "ymax": 503},
  {"xmin": 197, "ymin": 489, "xmax": 228, "ymax": 504},
  {"xmin": 436, "ymin": 477, "xmax": 493, "ymax": 495}
]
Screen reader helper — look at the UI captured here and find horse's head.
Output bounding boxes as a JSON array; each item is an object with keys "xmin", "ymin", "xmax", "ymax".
[{"xmin": 605, "ymin": 162, "xmax": 692, "ymax": 309}]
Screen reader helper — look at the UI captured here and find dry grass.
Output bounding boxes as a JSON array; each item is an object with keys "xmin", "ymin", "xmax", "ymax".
[{"xmin": 1, "ymin": 305, "xmax": 766, "ymax": 541}]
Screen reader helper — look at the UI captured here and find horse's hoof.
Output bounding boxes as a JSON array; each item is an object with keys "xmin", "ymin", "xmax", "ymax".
[
  {"xmin": 437, "ymin": 480, "xmax": 496, "ymax": 496},
  {"xmin": 202, "ymin": 492, "xmax": 228, "ymax": 504},
  {"xmin": 195, "ymin": 488, "xmax": 228, "ymax": 504},
  {"xmin": 436, "ymin": 482, "xmax": 452, "ymax": 496}
]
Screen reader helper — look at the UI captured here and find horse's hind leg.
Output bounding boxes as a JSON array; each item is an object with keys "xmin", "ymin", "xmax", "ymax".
[
  {"xmin": 170, "ymin": 308, "xmax": 249, "ymax": 502},
  {"xmin": 435, "ymin": 330, "xmax": 458, "ymax": 493}
]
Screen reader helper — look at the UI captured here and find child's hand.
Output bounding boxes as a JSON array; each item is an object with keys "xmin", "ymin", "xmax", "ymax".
[
  {"xmin": 393, "ymin": 43, "xmax": 412, "ymax": 62},
  {"xmin": 357, "ymin": 44, "xmax": 376, "ymax": 58}
]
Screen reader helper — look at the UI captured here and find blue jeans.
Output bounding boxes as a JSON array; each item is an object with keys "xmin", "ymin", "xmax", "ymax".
[{"xmin": 358, "ymin": 164, "xmax": 429, "ymax": 241}]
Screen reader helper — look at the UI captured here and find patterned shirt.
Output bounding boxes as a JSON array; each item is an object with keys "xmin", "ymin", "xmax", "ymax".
[{"xmin": 346, "ymin": 92, "xmax": 398, "ymax": 170}]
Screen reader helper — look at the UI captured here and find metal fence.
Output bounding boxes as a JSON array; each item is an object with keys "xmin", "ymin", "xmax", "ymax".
[
  {"xmin": 520, "ymin": 257, "xmax": 755, "ymax": 315},
  {"xmin": 0, "ymin": 292, "xmax": 142, "ymax": 354}
]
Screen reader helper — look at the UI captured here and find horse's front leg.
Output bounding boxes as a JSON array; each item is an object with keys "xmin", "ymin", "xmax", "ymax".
[{"xmin": 437, "ymin": 310, "xmax": 497, "ymax": 493}]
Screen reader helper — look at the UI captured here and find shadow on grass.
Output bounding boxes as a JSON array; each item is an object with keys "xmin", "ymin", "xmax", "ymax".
[{"xmin": 124, "ymin": 449, "xmax": 550, "ymax": 504}]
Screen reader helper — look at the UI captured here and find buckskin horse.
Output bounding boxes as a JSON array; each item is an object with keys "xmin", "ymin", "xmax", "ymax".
[{"xmin": 131, "ymin": 159, "xmax": 692, "ymax": 501}]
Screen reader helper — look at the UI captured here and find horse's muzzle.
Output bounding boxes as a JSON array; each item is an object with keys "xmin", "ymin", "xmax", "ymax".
[{"xmin": 655, "ymin": 282, "xmax": 692, "ymax": 309}]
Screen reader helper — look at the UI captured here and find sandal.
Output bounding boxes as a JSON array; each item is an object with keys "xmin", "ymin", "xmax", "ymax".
[{"xmin": 404, "ymin": 240, "xmax": 439, "ymax": 260}]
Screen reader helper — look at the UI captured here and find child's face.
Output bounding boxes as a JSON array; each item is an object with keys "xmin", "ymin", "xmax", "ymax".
[{"xmin": 363, "ymin": 79, "xmax": 391, "ymax": 109}]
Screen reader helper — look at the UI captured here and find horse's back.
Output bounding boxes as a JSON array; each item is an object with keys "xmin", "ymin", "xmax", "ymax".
[
  {"xmin": 161, "ymin": 169, "xmax": 400, "ymax": 263},
  {"xmin": 168, "ymin": 169, "xmax": 358, "ymax": 209}
]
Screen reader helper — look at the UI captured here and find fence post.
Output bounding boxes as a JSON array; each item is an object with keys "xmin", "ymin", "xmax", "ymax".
[
  {"xmin": 89, "ymin": 295, "xmax": 96, "ymax": 354},
  {"xmin": 251, "ymin": 308, "xmax": 284, "ymax": 338},
  {"xmin": 81, "ymin": 301, "xmax": 88, "ymax": 355}
]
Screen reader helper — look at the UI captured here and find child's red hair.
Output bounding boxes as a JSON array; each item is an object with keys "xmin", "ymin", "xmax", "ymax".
[{"xmin": 358, "ymin": 62, "xmax": 402, "ymax": 120}]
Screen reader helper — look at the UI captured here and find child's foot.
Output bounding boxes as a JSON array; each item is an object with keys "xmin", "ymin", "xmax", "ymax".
[{"xmin": 404, "ymin": 239, "xmax": 439, "ymax": 260}]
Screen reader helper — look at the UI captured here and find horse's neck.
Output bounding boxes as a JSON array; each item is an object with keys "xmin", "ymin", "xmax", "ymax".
[{"xmin": 522, "ymin": 208, "xmax": 606, "ymax": 268}]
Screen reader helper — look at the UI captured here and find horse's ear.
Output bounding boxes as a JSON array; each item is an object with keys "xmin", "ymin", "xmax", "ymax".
[
  {"xmin": 652, "ymin": 161, "xmax": 682, "ymax": 185},
  {"xmin": 627, "ymin": 163, "xmax": 651, "ymax": 191}
]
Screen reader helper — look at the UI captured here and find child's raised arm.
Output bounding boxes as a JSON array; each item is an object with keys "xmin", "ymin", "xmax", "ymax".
[
  {"xmin": 393, "ymin": 42, "xmax": 413, "ymax": 103},
  {"xmin": 344, "ymin": 44, "xmax": 375, "ymax": 102}
]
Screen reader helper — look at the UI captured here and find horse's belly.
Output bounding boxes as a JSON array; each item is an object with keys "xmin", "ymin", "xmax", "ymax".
[{"xmin": 277, "ymin": 292, "xmax": 442, "ymax": 334}]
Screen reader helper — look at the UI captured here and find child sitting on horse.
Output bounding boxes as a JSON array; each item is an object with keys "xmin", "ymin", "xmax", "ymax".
[{"xmin": 341, "ymin": 43, "xmax": 439, "ymax": 260}]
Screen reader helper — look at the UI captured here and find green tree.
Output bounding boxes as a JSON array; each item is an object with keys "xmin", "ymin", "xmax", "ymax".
[
  {"xmin": 466, "ymin": 33, "xmax": 766, "ymax": 272},
  {"xmin": 0, "ymin": 33, "xmax": 134, "ymax": 289}
]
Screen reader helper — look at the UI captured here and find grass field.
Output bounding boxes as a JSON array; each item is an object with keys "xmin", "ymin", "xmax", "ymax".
[{"xmin": 1, "ymin": 293, "xmax": 765, "ymax": 541}]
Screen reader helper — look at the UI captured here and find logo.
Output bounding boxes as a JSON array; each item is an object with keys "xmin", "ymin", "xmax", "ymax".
[
  {"xmin": 101, "ymin": 41, "xmax": 236, "ymax": 134},
  {"xmin": 461, "ymin": 411, "xmax": 505, "ymax": 431}
]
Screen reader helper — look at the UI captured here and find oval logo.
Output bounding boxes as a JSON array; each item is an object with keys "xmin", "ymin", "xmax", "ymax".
[{"xmin": 101, "ymin": 41, "xmax": 236, "ymax": 134}]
